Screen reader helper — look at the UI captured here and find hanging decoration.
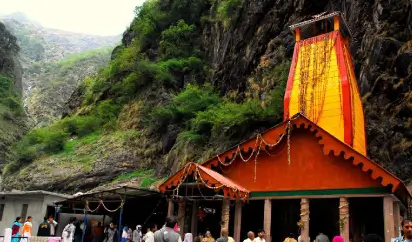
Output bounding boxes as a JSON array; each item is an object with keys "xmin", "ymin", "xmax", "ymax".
[
  {"xmin": 163, "ymin": 162, "xmax": 250, "ymax": 200},
  {"xmin": 297, "ymin": 219, "xmax": 305, "ymax": 229},
  {"xmin": 338, "ymin": 198, "xmax": 349, "ymax": 233},
  {"xmin": 84, "ymin": 194, "xmax": 124, "ymax": 213},
  {"xmin": 160, "ymin": 115, "xmax": 302, "ymax": 199},
  {"xmin": 215, "ymin": 116, "xmax": 297, "ymax": 182},
  {"xmin": 220, "ymin": 213, "xmax": 230, "ymax": 226},
  {"xmin": 299, "ymin": 198, "xmax": 310, "ymax": 232}
]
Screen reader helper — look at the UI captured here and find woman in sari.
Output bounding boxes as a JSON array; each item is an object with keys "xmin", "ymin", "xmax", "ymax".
[
  {"xmin": 21, "ymin": 216, "xmax": 33, "ymax": 242},
  {"xmin": 11, "ymin": 217, "xmax": 23, "ymax": 242}
]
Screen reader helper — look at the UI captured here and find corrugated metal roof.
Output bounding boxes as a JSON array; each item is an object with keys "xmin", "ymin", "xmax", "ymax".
[
  {"xmin": 55, "ymin": 185, "xmax": 162, "ymax": 204},
  {"xmin": 0, "ymin": 190, "xmax": 72, "ymax": 198}
]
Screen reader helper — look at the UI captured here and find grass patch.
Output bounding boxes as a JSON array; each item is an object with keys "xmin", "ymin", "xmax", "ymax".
[{"xmin": 113, "ymin": 169, "xmax": 155, "ymax": 183}]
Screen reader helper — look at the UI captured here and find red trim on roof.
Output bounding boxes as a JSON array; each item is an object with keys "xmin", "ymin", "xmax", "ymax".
[
  {"xmin": 158, "ymin": 162, "xmax": 249, "ymax": 200},
  {"xmin": 199, "ymin": 114, "xmax": 408, "ymax": 198},
  {"xmin": 284, "ymin": 42, "xmax": 301, "ymax": 120},
  {"xmin": 335, "ymin": 32, "xmax": 354, "ymax": 146}
]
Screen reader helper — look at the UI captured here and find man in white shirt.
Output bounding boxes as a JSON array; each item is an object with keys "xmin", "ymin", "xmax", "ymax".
[
  {"xmin": 254, "ymin": 230, "xmax": 265, "ymax": 242},
  {"xmin": 145, "ymin": 224, "xmax": 157, "ymax": 242},
  {"xmin": 48, "ymin": 216, "xmax": 58, "ymax": 236},
  {"xmin": 243, "ymin": 231, "xmax": 255, "ymax": 242}
]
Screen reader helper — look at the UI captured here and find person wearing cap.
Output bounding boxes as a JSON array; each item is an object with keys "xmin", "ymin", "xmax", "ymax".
[{"xmin": 133, "ymin": 225, "xmax": 142, "ymax": 242}]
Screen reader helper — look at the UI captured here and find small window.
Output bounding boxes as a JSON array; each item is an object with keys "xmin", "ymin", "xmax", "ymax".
[
  {"xmin": 21, "ymin": 204, "xmax": 28, "ymax": 221},
  {"xmin": 0, "ymin": 204, "xmax": 5, "ymax": 221}
]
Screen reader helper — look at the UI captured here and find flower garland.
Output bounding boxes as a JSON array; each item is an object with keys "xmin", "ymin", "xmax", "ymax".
[
  {"xmin": 220, "ymin": 212, "xmax": 230, "ymax": 225},
  {"xmin": 84, "ymin": 195, "xmax": 125, "ymax": 213},
  {"xmin": 165, "ymin": 163, "xmax": 249, "ymax": 200},
  {"xmin": 216, "ymin": 119, "xmax": 294, "ymax": 182},
  {"xmin": 299, "ymin": 199, "xmax": 310, "ymax": 232},
  {"xmin": 338, "ymin": 199, "xmax": 349, "ymax": 233},
  {"xmin": 164, "ymin": 115, "xmax": 300, "ymax": 198}
]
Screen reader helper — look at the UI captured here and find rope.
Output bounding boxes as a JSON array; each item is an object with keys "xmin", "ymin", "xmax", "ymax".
[{"xmin": 141, "ymin": 199, "xmax": 162, "ymax": 226}]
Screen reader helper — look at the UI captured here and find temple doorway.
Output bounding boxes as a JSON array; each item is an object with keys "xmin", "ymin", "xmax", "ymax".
[
  {"xmin": 241, "ymin": 200, "xmax": 264, "ymax": 239},
  {"xmin": 197, "ymin": 201, "xmax": 224, "ymax": 238},
  {"xmin": 349, "ymin": 197, "xmax": 384, "ymax": 240},
  {"xmin": 309, "ymin": 198, "xmax": 339, "ymax": 240},
  {"xmin": 271, "ymin": 199, "xmax": 301, "ymax": 241}
]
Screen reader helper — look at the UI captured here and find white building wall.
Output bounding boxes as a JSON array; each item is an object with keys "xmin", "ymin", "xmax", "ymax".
[
  {"xmin": 0, "ymin": 195, "xmax": 44, "ymax": 236},
  {"xmin": 0, "ymin": 194, "xmax": 68, "ymax": 236}
]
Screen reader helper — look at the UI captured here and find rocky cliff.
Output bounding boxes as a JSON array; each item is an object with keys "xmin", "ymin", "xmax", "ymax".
[
  {"xmin": 3, "ymin": 0, "xmax": 412, "ymax": 192},
  {"xmin": 1, "ymin": 13, "xmax": 119, "ymax": 125},
  {"xmin": 0, "ymin": 21, "xmax": 26, "ymax": 168}
]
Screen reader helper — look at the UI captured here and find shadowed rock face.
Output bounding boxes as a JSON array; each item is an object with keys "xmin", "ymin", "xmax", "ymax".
[
  {"xmin": 65, "ymin": 0, "xmax": 412, "ymax": 191},
  {"xmin": 0, "ymin": 21, "xmax": 26, "ymax": 169},
  {"xmin": 200, "ymin": 0, "xmax": 412, "ymax": 180},
  {"xmin": 0, "ymin": 22, "xmax": 22, "ymax": 92},
  {"xmin": 2, "ymin": 0, "xmax": 412, "ymax": 192}
]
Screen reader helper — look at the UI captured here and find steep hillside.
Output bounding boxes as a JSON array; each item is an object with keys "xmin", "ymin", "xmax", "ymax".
[
  {"xmin": 27, "ymin": 49, "xmax": 112, "ymax": 126},
  {"xmin": 3, "ymin": 0, "xmax": 411, "ymax": 192},
  {"xmin": 1, "ymin": 13, "xmax": 119, "ymax": 125},
  {"xmin": 0, "ymin": 21, "xmax": 26, "ymax": 169}
]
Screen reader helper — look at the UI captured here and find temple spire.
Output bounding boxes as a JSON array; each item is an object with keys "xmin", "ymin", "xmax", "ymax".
[{"xmin": 283, "ymin": 11, "xmax": 366, "ymax": 156}]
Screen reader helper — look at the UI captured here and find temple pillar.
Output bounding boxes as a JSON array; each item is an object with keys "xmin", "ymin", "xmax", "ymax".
[
  {"xmin": 168, "ymin": 199, "xmax": 174, "ymax": 217},
  {"xmin": 393, "ymin": 201, "xmax": 401, "ymax": 237},
  {"xmin": 334, "ymin": 15, "xmax": 340, "ymax": 31},
  {"xmin": 264, "ymin": 199, "xmax": 272, "ymax": 242},
  {"xmin": 234, "ymin": 200, "xmax": 242, "ymax": 242},
  {"xmin": 295, "ymin": 28, "xmax": 301, "ymax": 41},
  {"xmin": 221, "ymin": 198, "xmax": 230, "ymax": 231},
  {"xmin": 300, "ymin": 198, "xmax": 309, "ymax": 242},
  {"xmin": 383, "ymin": 196, "xmax": 395, "ymax": 242},
  {"xmin": 191, "ymin": 201, "xmax": 198, "ymax": 235},
  {"xmin": 178, "ymin": 199, "xmax": 186, "ymax": 237},
  {"xmin": 339, "ymin": 197, "xmax": 349, "ymax": 242}
]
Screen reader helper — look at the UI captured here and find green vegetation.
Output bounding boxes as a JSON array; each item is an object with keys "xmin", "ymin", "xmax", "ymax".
[
  {"xmin": 114, "ymin": 169, "xmax": 156, "ymax": 188},
  {"xmin": 217, "ymin": 0, "xmax": 243, "ymax": 24},
  {"xmin": 12, "ymin": 99, "xmax": 121, "ymax": 168},
  {"xmin": 0, "ymin": 75, "xmax": 23, "ymax": 116},
  {"xmin": 27, "ymin": 47, "xmax": 112, "ymax": 125},
  {"xmin": 5, "ymin": 0, "xmax": 291, "ymax": 190},
  {"xmin": 56, "ymin": 48, "xmax": 112, "ymax": 68}
]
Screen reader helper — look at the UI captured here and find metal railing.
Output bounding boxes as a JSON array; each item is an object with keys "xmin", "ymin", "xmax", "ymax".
[
  {"xmin": 0, "ymin": 236, "xmax": 59, "ymax": 242},
  {"xmin": 0, "ymin": 236, "xmax": 29, "ymax": 242}
]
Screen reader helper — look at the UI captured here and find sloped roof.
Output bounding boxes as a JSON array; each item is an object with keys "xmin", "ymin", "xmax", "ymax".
[
  {"xmin": 199, "ymin": 114, "xmax": 409, "ymax": 196},
  {"xmin": 0, "ymin": 190, "xmax": 72, "ymax": 198},
  {"xmin": 55, "ymin": 185, "xmax": 162, "ymax": 205},
  {"xmin": 159, "ymin": 162, "xmax": 250, "ymax": 199}
]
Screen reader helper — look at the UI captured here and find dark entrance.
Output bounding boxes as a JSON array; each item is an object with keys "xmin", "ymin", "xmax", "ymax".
[
  {"xmin": 271, "ymin": 199, "xmax": 301, "ymax": 241},
  {"xmin": 197, "ymin": 201, "xmax": 224, "ymax": 238},
  {"xmin": 349, "ymin": 197, "xmax": 384, "ymax": 240},
  {"xmin": 241, "ymin": 200, "xmax": 264, "ymax": 240},
  {"xmin": 309, "ymin": 198, "xmax": 339, "ymax": 240}
]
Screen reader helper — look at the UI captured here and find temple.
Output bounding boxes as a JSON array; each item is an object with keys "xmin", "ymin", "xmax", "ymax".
[
  {"xmin": 158, "ymin": 12, "xmax": 411, "ymax": 242},
  {"xmin": 284, "ymin": 12, "xmax": 366, "ymax": 156}
]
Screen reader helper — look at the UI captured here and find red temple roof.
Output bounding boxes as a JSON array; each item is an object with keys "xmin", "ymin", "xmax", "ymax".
[
  {"xmin": 159, "ymin": 114, "xmax": 410, "ymax": 201},
  {"xmin": 159, "ymin": 162, "xmax": 250, "ymax": 199}
]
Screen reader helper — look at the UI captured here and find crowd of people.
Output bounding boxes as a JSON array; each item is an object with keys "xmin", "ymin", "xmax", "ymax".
[
  {"xmin": 7, "ymin": 215, "xmax": 412, "ymax": 242},
  {"xmin": 10, "ymin": 215, "xmax": 59, "ymax": 240}
]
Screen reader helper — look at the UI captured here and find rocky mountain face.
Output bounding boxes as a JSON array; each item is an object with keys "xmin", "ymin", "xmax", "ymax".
[
  {"xmin": 0, "ymin": 21, "xmax": 26, "ymax": 169},
  {"xmin": 2, "ymin": 0, "xmax": 411, "ymax": 192},
  {"xmin": 1, "ymin": 13, "xmax": 119, "ymax": 125}
]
